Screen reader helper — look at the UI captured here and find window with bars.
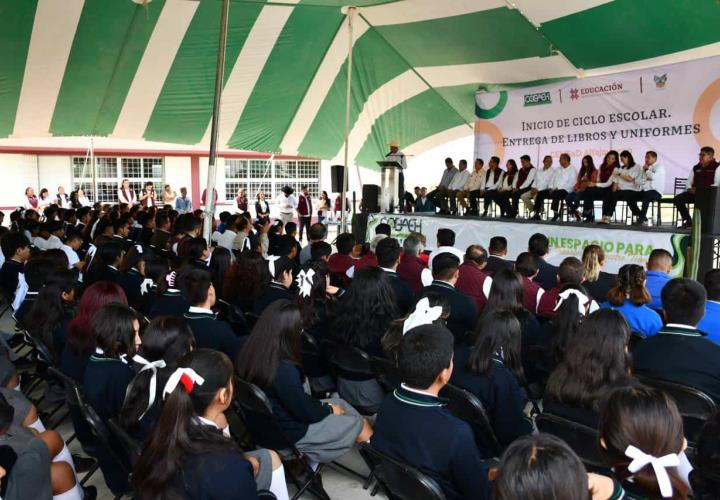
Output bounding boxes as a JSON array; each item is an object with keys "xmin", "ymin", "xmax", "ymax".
[
  {"xmin": 224, "ymin": 158, "xmax": 320, "ymax": 203},
  {"xmin": 72, "ymin": 156, "xmax": 164, "ymax": 203}
]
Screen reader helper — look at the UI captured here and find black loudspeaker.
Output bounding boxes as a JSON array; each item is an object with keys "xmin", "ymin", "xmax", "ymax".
[
  {"xmin": 696, "ymin": 186, "xmax": 720, "ymax": 235},
  {"xmin": 361, "ymin": 184, "xmax": 380, "ymax": 213},
  {"xmin": 352, "ymin": 213, "xmax": 370, "ymax": 244},
  {"xmin": 330, "ymin": 165, "xmax": 345, "ymax": 193}
]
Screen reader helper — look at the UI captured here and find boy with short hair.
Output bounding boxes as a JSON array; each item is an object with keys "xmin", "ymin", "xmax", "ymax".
[
  {"xmin": 372, "ymin": 323, "xmax": 491, "ymax": 500},
  {"xmin": 0, "ymin": 233, "xmax": 30, "ymax": 299}
]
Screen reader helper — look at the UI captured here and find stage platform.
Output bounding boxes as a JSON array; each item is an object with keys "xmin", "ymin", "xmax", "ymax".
[{"xmin": 364, "ymin": 212, "xmax": 690, "ymax": 275}]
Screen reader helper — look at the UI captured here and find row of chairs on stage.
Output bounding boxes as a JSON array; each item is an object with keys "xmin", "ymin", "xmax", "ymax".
[
  {"xmin": 428, "ymin": 177, "xmax": 690, "ymax": 227},
  {"xmin": 11, "ymin": 293, "xmax": 717, "ymax": 500}
]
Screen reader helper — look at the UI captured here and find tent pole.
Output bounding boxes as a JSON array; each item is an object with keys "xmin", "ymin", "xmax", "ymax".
[
  {"xmin": 340, "ymin": 7, "xmax": 356, "ymax": 234},
  {"xmin": 90, "ymin": 137, "xmax": 96, "ymax": 204},
  {"xmin": 203, "ymin": 0, "xmax": 230, "ymax": 243}
]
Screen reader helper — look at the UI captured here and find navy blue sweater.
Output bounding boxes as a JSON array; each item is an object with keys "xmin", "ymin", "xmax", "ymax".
[
  {"xmin": 83, "ymin": 352, "xmax": 136, "ymax": 422},
  {"xmin": 263, "ymin": 361, "xmax": 332, "ymax": 443},
  {"xmin": 176, "ymin": 448, "xmax": 259, "ymax": 500},
  {"xmin": 0, "ymin": 260, "xmax": 23, "ymax": 299},
  {"xmin": 253, "ymin": 283, "xmax": 293, "ymax": 316},
  {"xmin": 372, "ymin": 385, "xmax": 492, "ymax": 500},
  {"xmin": 148, "ymin": 290, "xmax": 189, "ymax": 318},
  {"xmin": 183, "ymin": 310, "xmax": 243, "ymax": 360},
  {"xmin": 450, "ymin": 345, "xmax": 532, "ymax": 448},
  {"xmin": 416, "ymin": 281, "xmax": 478, "ymax": 339}
]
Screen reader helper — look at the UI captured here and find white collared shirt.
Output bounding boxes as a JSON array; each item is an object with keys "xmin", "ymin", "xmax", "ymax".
[
  {"xmin": 464, "ymin": 169, "xmax": 486, "ymax": 191},
  {"xmin": 197, "ymin": 416, "xmax": 231, "ymax": 438},
  {"xmin": 45, "ymin": 234, "xmax": 64, "ymax": 250},
  {"xmin": 448, "ymin": 169, "xmax": 470, "ymax": 190},
  {"xmin": 428, "ymin": 246, "xmax": 465, "ymax": 269},
  {"xmin": 534, "ymin": 167, "xmax": 556, "ymax": 191},
  {"xmin": 217, "ymin": 229, "xmax": 237, "ymax": 251},
  {"xmin": 400, "ymin": 383, "xmax": 438, "ymax": 398},
  {"xmin": 635, "ymin": 162, "xmax": 666, "ymax": 193},
  {"xmin": 550, "ymin": 165, "xmax": 577, "ymax": 191},
  {"xmin": 615, "ymin": 165, "xmax": 641, "ymax": 191},
  {"xmin": 188, "ymin": 306, "xmax": 214, "ymax": 315},
  {"xmin": 61, "ymin": 244, "xmax": 80, "ymax": 268}
]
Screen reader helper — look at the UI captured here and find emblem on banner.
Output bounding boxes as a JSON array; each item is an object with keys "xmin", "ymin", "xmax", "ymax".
[
  {"xmin": 654, "ymin": 74, "xmax": 667, "ymax": 89},
  {"xmin": 523, "ymin": 91, "xmax": 552, "ymax": 106},
  {"xmin": 570, "ymin": 88, "xmax": 580, "ymax": 100}
]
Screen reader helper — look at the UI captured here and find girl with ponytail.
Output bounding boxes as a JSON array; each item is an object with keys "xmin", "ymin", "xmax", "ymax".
[
  {"xmin": 134, "ymin": 349, "xmax": 288, "ymax": 500},
  {"xmin": 602, "ymin": 264, "xmax": 662, "ymax": 337},
  {"xmin": 599, "ymin": 386, "xmax": 691, "ymax": 499},
  {"xmin": 581, "ymin": 244, "xmax": 616, "ymax": 302},
  {"xmin": 119, "ymin": 316, "xmax": 195, "ymax": 441}
]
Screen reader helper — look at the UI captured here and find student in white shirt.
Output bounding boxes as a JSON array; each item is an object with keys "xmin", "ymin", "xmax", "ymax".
[
  {"xmin": 522, "ymin": 155, "xmax": 555, "ymax": 214},
  {"xmin": 481, "ymin": 156, "xmax": 505, "ymax": 217},
  {"xmin": 447, "ymin": 159, "xmax": 470, "ymax": 215},
  {"xmin": 532, "ymin": 153, "xmax": 575, "ymax": 221},
  {"xmin": 600, "ymin": 150, "xmax": 641, "ymax": 224},
  {"xmin": 276, "ymin": 186, "xmax": 297, "ymax": 226},
  {"xmin": 61, "ymin": 231, "xmax": 83, "ymax": 270},
  {"xmin": 628, "ymin": 151, "xmax": 665, "ymax": 225},
  {"xmin": 44, "ymin": 221, "xmax": 65, "ymax": 250}
]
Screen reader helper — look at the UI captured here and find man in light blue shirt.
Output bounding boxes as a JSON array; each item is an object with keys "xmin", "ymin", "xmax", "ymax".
[
  {"xmin": 175, "ymin": 187, "xmax": 192, "ymax": 213},
  {"xmin": 698, "ymin": 269, "xmax": 720, "ymax": 344},
  {"xmin": 645, "ymin": 249, "xmax": 673, "ymax": 310},
  {"xmin": 429, "ymin": 158, "xmax": 457, "ymax": 215}
]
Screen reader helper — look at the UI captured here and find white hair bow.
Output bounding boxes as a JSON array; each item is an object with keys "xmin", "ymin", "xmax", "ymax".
[
  {"xmin": 140, "ymin": 278, "xmax": 154, "ymax": 296},
  {"xmin": 554, "ymin": 289, "xmax": 591, "ymax": 315},
  {"xmin": 266, "ymin": 255, "xmax": 281, "ymax": 276},
  {"xmin": 625, "ymin": 445, "xmax": 680, "ymax": 498},
  {"xmin": 296, "ymin": 269, "xmax": 316, "ymax": 298},
  {"xmin": 163, "ymin": 367, "xmax": 205, "ymax": 399},
  {"xmin": 403, "ymin": 297, "xmax": 443, "ymax": 335},
  {"xmin": 133, "ymin": 354, "xmax": 167, "ymax": 419},
  {"xmin": 87, "ymin": 244, "xmax": 97, "ymax": 259},
  {"xmin": 165, "ymin": 271, "xmax": 176, "ymax": 288},
  {"xmin": 135, "ymin": 244, "xmax": 143, "ymax": 254}
]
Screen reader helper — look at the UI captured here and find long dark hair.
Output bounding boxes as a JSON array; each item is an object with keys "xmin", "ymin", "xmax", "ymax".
[
  {"xmin": 207, "ymin": 246, "xmax": 231, "ymax": 299},
  {"xmin": 691, "ymin": 411, "xmax": 720, "ymax": 499},
  {"xmin": 484, "ymin": 269, "xmax": 525, "ymax": 316},
  {"xmin": 494, "ymin": 433, "xmax": 591, "ymax": 500},
  {"xmin": 546, "ymin": 309, "xmax": 633, "ymax": 412},
  {"xmin": 133, "ymin": 349, "xmax": 235, "ymax": 499},
  {"xmin": 579, "ymin": 155, "xmax": 596, "ymax": 180},
  {"xmin": 549, "ymin": 283, "xmax": 590, "ymax": 365},
  {"xmin": 332, "ymin": 267, "xmax": 399, "ymax": 350},
  {"xmin": 599, "ymin": 150, "xmax": 619, "ymax": 182},
  {"xmin": 599, "ymin": 386, "xmax": 688, "ymax": 500},
  {"xmin": 85, "ymin": 241, "xmax": 124, "ymax": 284},
  {"xmin": 619, "ymin": 149, "xmax": 636, "ymax": 169},
  {"xmin": 296, "ymin": 260, "xmax": 329, "ymax": 330},
  {"xmin": 67, "ymin": 281, "xmax": 128, "ymax": 356},
  {"xmin": 467, "ymin": 309, "xmax": 525, "ymax": 385},
  {"xmin": 93, "ymin": 303, "xmax": 139, "ymax": 359},
  {"xmin": 223, "ymin": 251, "xmax": 269, "ymax": 303},
  {"xmin": 381, "ymin": 292, "xmax": 450, "ymax": 358},
  {"xmin": 27, "ymin": 269, "xmax": 78, "ymax": 357},
  {"xmin": 120, "ymin": 317, "xmax": 196, "ymax": 431},
  {"xmin": 236, "ymin": 300, "xmax": 302, "ymax": 388},
  {"xmin": 607, "ymin": 264, "xmax": 650, "ymax": 306}
]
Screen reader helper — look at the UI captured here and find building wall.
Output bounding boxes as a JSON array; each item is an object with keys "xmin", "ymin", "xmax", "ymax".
[{"xmin": 38, "ymin": 155, "xmax": 72, "ymax": 197}]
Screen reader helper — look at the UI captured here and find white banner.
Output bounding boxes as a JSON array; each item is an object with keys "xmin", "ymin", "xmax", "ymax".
[
  {"xmin": 367, "ymin": 213, "xmax": 688, "ymax": 276},
  {"xmin": 474, "ymin": 55, "xmax": 720, "ymax": 193}
]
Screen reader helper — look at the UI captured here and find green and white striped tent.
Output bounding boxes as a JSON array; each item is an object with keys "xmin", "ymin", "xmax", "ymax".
[{"xmin": 2, "ymin": 0, "xmax": 720, "ymax": 168}]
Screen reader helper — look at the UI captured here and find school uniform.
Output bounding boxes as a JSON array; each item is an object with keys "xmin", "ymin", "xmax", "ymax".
[
  {"xmin": 263, "ymin": 361, "xmax": 363, "ymax": 462},
  {"xmin": 536, "ymin": 285, "xmax": 562, "ymax": 319},
  {"xmin": 542, "ymin": 398, "xmax": 600, "ymax": 429},
  {"xmin": 11, "ymin": 291, "xmax": 37, "ymax": 330},
  {"xmin": 150, "ymin": 229, "xmax": 171, "ymax": 251},
  {"xmin": 455, "ymin": 262, "xmax": 492, "ymax": 311},
  {"xmin": 484, "ymin": 255, "xmax": 513, "ymax": 276},
  {"xmin": 183, "ymin": 307, "xmax": 243, "ymax": 360},
  {"xmin": 175, "ymin": 447, "xmax": 261, "ymax": 500},
  {"xmin": 698, "ymin": 300, "xmax": 720, "ymax": 345},
  {"xmin": 534, "ymin": 257, "xmax": 558, "ymax": 291},
  {"xmin": 584, "ymin": 271, "xmax": 617, "ymax": 303},
  {"xmin": 112, "ymin": 234, "xmax": 133, "ymax": 252},
  {"xmin": 396, "ymin": 253, "xmax": 426, "ymax": 293},
  {"xmin": 87, "ymin": 264, "xmax": 120, "ymax": 286},
  {"xmin": 346, "ymin": 251, "xmax": 378, "ymax": 279},
  {"xmin": 451, "ymin": 345, "xmax": 532, "ymax": 450},
  {"xmin": 83, "ymin": 350, "xmax": 136, "ymax": 422},
  {"xmin": 253, "ymin": 282, "xmax": 293, "ymax": 315},
  {"xmin": 148, "ymin": 289, "xmax": 189, "ymax": 319},
  {"xmin": 381, "ymin": 268, "xmax": 413, "ymax": 316},
  {"xmin": 521, "ymin": 276, "xmax": 544, "ymax": 314},
  {"xmin": 0, "ymin": 260, "xmax": 23, "ymax": 299},
  {"xmin": 634, "ymin": 324, "xmax": 720, "ymax": 403},
  {"xmin": 372, "ymin": 384, "xmax": 492, "ymax": 500},
  {"xmin": 417, "ymin": 280, "xmax": 478, "ymax": 339},
  {"xmin": 117, "ymin": 268, "xmax": 145, "ymax": 309},
  {"xmin": 600, "ymin": 300, "xmax": 663, "ymax": 337},
  {"xmin": 645, "ymin": 270, "xmax": 671, "ymax": 310},
  {"xmin": 136, "ymin": 228, "xmax": 154, "ymax": 246}
]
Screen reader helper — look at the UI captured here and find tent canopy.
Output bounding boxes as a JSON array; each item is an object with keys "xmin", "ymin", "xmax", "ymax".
[{"xmin": 2, "ymin": 0, "xmax": 719, "ymax": 168}]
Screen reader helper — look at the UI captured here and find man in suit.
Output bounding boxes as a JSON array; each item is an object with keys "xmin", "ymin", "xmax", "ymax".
[
  {"xmin": 376, "ymin": 237, "xmax": 413, "ymax": 315},
  {"xmin": 529, "ymin": 233, "xmax": 558, "ymax": 290},
  {"xmin": 484, "ymin": 236, "xmax": 513, "ymax": 275},
  {"xmin": 415, "ymin": 187, "xmax": 436, "ymax": 213},
  {"xmin": 297, "ymin": 185, "xmax": 313, "ymax": 242},
  {"xmin": 417, "ymin": 252, "xmax": 478, "ymax": 339},
  {"xmin": 634, "ymin": 278, "xmax": 720, "ymax": 403}
]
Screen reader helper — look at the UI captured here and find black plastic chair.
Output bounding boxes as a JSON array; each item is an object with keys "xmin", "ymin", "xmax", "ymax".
[
  {"xmin": 628, "ymin": 331, "xmax": 646, "ymax": 352},
  {"xmin": 21, "ymin": 331, "xmax": 69, "ymax": 427},
  {"xmin": 325, "ymin": 343, "xmax": 379, "ymax": 415},
  {"xmin": 107, "ymin": 418, "xmax": 143, "ymax": 468},
  {"xmin": 360, "ymin": 442, "xmax": 446, "ymax": 500},
  {"xmin": 636, "ymin": 376, "xmax": 718, "ymax": 446},
  {"xmin": 439, "ymin": 384, "xmax": 502, "ymax": 458},
  {"xmin": 232, "ymin": 377, "xmax": 330, "ymax": 500},
  {"xmin": 215, "ymin": 299, "xmax": 252, "ymax": 336},
  {"xmin": 370, "ymin": 356, "xmax": 402, "ymax": 393},
  {"xmin": 535, "ymin": 412, "xmax": 607, "ymax": 472}
]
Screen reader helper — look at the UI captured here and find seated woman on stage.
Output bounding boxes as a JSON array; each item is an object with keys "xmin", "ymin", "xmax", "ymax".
[
  {"xmin": 481, "ymin": 156, "xmax": 504, "ymax": 217},
  {"xmin": 600, "ymin": 264, "xmax": 662, "ymax": 337},
  {"xmin": 566, "ymin": 155, "xmax": 597, "ymax": 221},
  {"xmin": 496, "ymin": 159, "xmax": 519, "ymax": 218},
  {"xmin": 580, "ymin": 150, "xmax": 618, "ymax": 222},
  {"xmin": 599, "ymin": 150, "xmax": 640, "ymax": 225}
]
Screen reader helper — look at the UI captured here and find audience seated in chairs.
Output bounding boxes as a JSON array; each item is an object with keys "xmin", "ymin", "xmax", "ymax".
[{"xmin": 698, "ymin": 269, "xmax": 720, "ymax": 344}]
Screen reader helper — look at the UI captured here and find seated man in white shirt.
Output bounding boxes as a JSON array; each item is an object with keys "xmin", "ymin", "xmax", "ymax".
[
  {"xmin": 422, "ymin": 228, "xmax": 465, "ymax": 286},
  {"xmin": 532, "ymin": 153, "xmax": 576, "ymax": 221},
  {"xmin": 522, "ymin": 155, "xmax": 554, "ymax": 214},
  {"xmin": 447, "ymin": 159, "xmax": 470, "ymax": 215},
  {"xmin": 457, "ymin": 159, "xmax": 485, "ymax": 215},
  {"xmin": 628, "ymin": 150, "xmax": 665, "ymax": 226}
]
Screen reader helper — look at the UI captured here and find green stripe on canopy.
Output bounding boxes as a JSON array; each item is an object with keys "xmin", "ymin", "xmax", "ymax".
[
  {"xmin": 541, "ymin": 0, "xmax": 720, "ymax": 69},
  {"xmin": 50, "ymin": 0, "xmax": 165, "ymax": 137},
  {"xmin": 0, "ymin": 0, "xmax": 37, "ymax": 137},
  {"xmin": 143, "ymin": 0, "xmax": 264, "ymax": 144},
  {"xmin": 227, "ymin": 5, "xmax": 344, "ymax": 152}
]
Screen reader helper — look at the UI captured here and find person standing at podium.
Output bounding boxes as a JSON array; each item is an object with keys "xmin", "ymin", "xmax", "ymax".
[
  {"xmin": 385, "ymin": 140, "xmax": 408, "ymax": 212},
  {"xmin": 674, "ymin": 146, "xmax": 719, "ymax": 227}
]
